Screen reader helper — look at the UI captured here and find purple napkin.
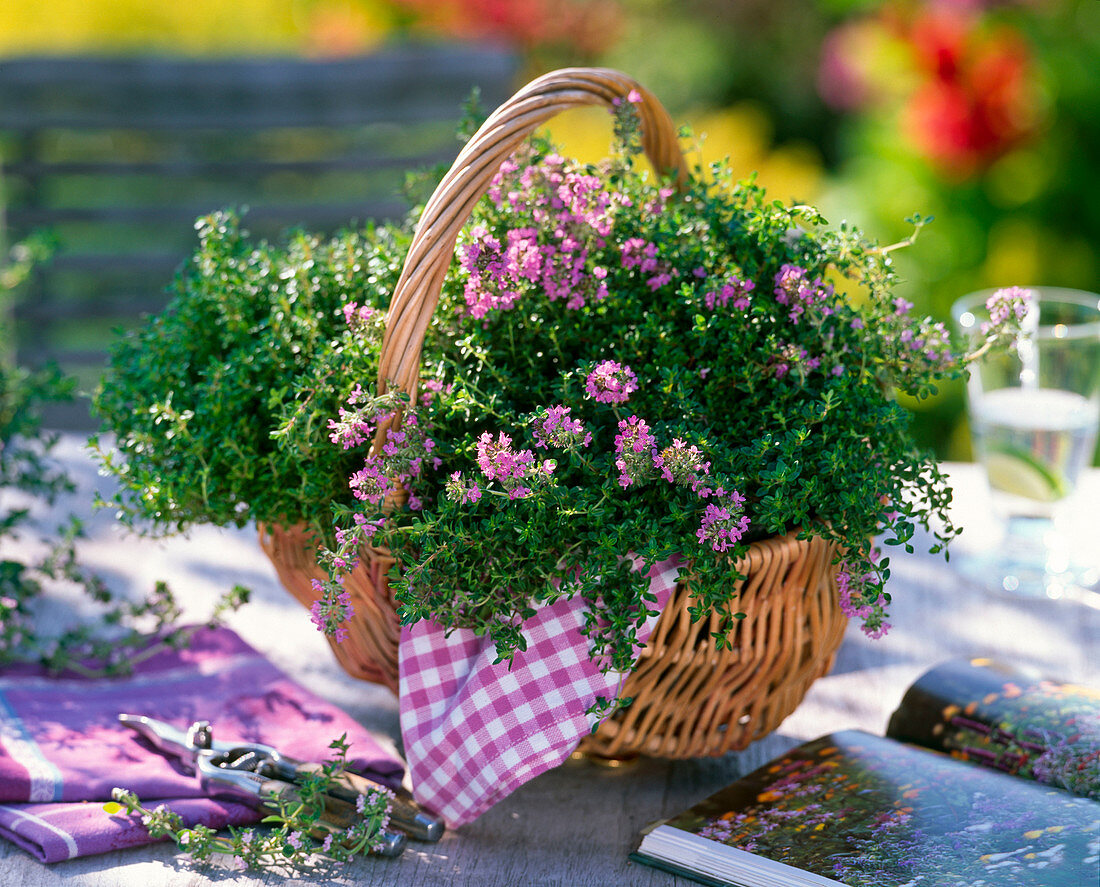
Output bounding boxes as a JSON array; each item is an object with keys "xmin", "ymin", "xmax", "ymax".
[{"xmin": 0, "ymin": 626, "xmax": 404, "ymax": 863}]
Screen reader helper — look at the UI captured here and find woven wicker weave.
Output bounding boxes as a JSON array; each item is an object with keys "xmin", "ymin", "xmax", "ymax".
[
  {"xmin": 261, "ymin": 68, "xmax": 848, "ymax": 758},
  {"xmin": 259, "ymin": 522, "xmax": 400, "ymax": 693}
]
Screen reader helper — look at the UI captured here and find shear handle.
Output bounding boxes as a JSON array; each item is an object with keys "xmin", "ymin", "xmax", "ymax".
[
  {"xmin": 260, "ymin": 758, "xmax": 444, "ymax": 842},
  {"xmin": 197, "ymin": 756, "xmax": 407, "ymax": 858}
]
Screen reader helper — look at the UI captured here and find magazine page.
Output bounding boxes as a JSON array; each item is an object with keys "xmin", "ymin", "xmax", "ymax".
[
  {"xmin": 635, "ymin": 730, "xmax": 1099, "ymax": 887},
  {"xmin": 886, "ymin": 658, "xmax": 1100, "ymax": 800}
]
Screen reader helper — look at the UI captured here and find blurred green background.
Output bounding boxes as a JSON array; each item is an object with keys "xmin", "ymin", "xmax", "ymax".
[{"xmin": 1, "ymin": 0, "xmax": 1097, "ymax": 458}]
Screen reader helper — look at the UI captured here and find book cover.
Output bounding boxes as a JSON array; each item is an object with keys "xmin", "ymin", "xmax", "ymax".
[
  {"xmin": 886, "ymin": 658, "xmax": 1100, "ymax": 800},
  {"xmin": 633, "ymin": 730, "xmax": 1100, "ymax": 886}
]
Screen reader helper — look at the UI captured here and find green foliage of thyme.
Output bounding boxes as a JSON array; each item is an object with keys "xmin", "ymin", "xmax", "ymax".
[
  {"xmin": 92, "ymin": 211, "xmax": 414, "ymax": 543},
  {"xmin": 0, "ymin": 362, "xmax": 249, "ymax": 675}
]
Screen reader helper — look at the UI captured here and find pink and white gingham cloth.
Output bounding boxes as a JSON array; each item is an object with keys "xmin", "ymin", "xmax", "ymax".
[{"xmin": 398, "ymin": 556, "xmax": 681, "ymax": 827}]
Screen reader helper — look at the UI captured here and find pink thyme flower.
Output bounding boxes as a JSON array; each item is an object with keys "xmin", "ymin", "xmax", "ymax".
[
  {"xmin": 343, "ymin": 411, "xmax": 437, "ymax": 508},
  {"xmin": 704, "ymin": 275, "xmax": 755, "ymax": 311},
  {"xmin": 445, "ymin": 471, "xmax": 483, "ymax": 504},
  {"xmin": 773, "ymin": 342, "xmax": 822, "ymax": 380},
  {"xmin": 862, "ymin": 620, "xmax": 891, "ymax": 640},
  {"xmin": 333, "ymin": 517, "xmax": 385, "ymax": 567},
  {"xmin": 419, "ymin": 378, "xmax": 447, "ymax": 406},
  {"xmin": 696, "ymin": 499, "xmax": 751, "ymax": 553},
  {"xmin": 917, "ymin": 320, "xmax": 952, "ymax": 365},
  {"xmin": 348, "ymin": 456, "xmax": 392, "ymax": 505},
  {"xmin": 614, "ymin": 415, "xmax": 657, "ymax": 488},
  {"xmin": 465, "ymin": 153, "xmax": 619, "ymax": 319},
  {"xmin": 460, "ymin": 225, "xmax": 522, "ymax": 319},
  {"xmin": 983, "ymin": 285, "xmax": 1034, "ymax": 331},
  {"xmin": 585, "ymin": 360, "xmax": 638, "ymax": 405},
  {"xmin": 327, "ymin": 395, "xmax": 391, "ymax": 449},
  {"xmin": 504, "ymin": 227, "xmax": 543, "ymax": 282},
  {"xmin": 309, "ymin": 579, "xmax": 354, "ymax": 642},
  {"xmin": 643, "ymin": 185, "xmax": 676, "ymax": 216},
  {"xmin": 893, "ymin": 296, "xmax": 914, "ymax": 315},
  {"xmin": 889, "ymin": 317, "xmax": 954, "ymax": 375},
  {"xmin": 532, "ymin": 404, "xmax": 592, "ymax": 451},
  {"xmin": 654, "ymin": 439, "xmax": 711, "ymax": 487},
  {"xmin": 774, "ymin": 263, "xmax": 808, "ymax": 299},
  {"xmin": 773, "ymin": 264, "xmax": 834, "ymax": 323},
  {"xmin": 620, "ymin": 238, "xmax": 659, "ymax": 273},
  {"xmin": 330, "ymin": 538, "xmax": 360, "ymax": 573},
  {"xmin": 540, "ymin": 240, "xmax": 604, "ymax": 310},
  {"xmin": 647, "ymin": 272, "xmax": 672, "ymax": 291},
  {"xmin": 835, "ymin": 559, "xmax": 891, "ymax": 639},
  {"xmin": 341, "ymin": 302, "xmax": 378, "ymax": 333},
  {"xmin": 474, "ymin": 431, "xmax": 553, "ymax": 499},
  {"xmin": 476, "ymin": 431, "xmax": 533, "ymax": 481}
]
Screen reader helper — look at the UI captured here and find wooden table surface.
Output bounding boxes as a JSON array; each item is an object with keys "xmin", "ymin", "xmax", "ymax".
[{"xmin": 3, "ymin": 438, "xmax": 1098, "ymax": 887}]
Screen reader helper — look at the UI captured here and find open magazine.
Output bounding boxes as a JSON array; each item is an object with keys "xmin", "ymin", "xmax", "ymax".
[{"xmin": 631, "ymin": 659, "xmax": 1100, "ymax": 887}]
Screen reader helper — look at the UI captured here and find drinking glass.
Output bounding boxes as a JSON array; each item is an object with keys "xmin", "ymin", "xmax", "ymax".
[{"xmin": 951, "ymin": 287, "xmax": 1100, "ymax": 598}]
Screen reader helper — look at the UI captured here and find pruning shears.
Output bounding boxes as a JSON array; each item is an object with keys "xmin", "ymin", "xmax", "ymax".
[{"xmin": 118, "ymin": 713, "xmax": 444, "ymax": 855}]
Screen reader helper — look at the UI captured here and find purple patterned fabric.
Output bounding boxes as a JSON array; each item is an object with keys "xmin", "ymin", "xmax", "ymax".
[
  {"xmin": 0, "ymin": 626, "xmax": 403, "ymax": 863},
  {"xmin": 398, "ymin": 556, "xmax": 681, "ymax": 826}
]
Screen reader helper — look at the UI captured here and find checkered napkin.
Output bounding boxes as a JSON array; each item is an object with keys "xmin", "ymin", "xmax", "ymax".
[{"xmin": 398, "ymin": 556, "xmax": 681, "ymax": 827}]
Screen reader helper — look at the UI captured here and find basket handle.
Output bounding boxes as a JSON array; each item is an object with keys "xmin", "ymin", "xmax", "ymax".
[{"xmin": 374, "ymin": 67, "xmax": 689, "ymax": 421}]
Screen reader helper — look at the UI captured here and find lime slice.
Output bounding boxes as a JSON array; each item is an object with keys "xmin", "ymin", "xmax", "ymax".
[{"xmin": 984, "ymin": 447, "xmax": 1068, "ymax": 502}]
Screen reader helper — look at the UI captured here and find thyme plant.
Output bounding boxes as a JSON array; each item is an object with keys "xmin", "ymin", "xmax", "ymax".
[
  {"xmin": 0, "ymin": 244, "xmax": 394, "ymax": 869},
  {"xmin": 93, "ymin": 101, "xmax": 1027, "ymax": 677},
  {"xmin": 315, "ymin": 106, "xmax": 1027, "ymax": 670}
]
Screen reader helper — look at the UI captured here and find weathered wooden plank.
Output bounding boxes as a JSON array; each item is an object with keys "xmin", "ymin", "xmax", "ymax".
[
  {"xmin": 0, "ymin": 45, "xmax": 517, "ymax": 91},
  {"xmin": 0, "ymin": 45, "xmax": 518, "ymax": 430},
  {"xmin": 2, "ymin": 148, "xmax": 457, "ymax": 179},
  {"xmin": 0, "ymin": 103, "xmax": 466, "ymax": 133},
  {"xmin": 0, "ymin": 46, "xmax": 517, "ymax": 131},
  {"xmin": 7, "ymin": 199, "xmax": 410, "ymax": 228}
]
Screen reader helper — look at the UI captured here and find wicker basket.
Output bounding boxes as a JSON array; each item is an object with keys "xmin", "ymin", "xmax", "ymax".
[
  {"xmin": 261, "ymin": 68, "xmax": 849, "ymax": 758},
  {"xmin": 259, "ymin": 522, "xmax": 401, "ymax": 693}
]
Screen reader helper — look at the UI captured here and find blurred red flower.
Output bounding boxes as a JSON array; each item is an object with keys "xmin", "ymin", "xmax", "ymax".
[
  {"xmin": 818, "ymin": 3, "xmax": 1041, "ymax": 179},
  {"xmin": 904, "ymin": 7, "xmax": 1038, "ymax": 177}
]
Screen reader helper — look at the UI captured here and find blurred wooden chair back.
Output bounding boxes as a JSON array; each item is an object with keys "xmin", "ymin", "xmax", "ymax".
[{"xmin": 0, "ymin": 46, "xmax": 517, "ymax": 426}]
